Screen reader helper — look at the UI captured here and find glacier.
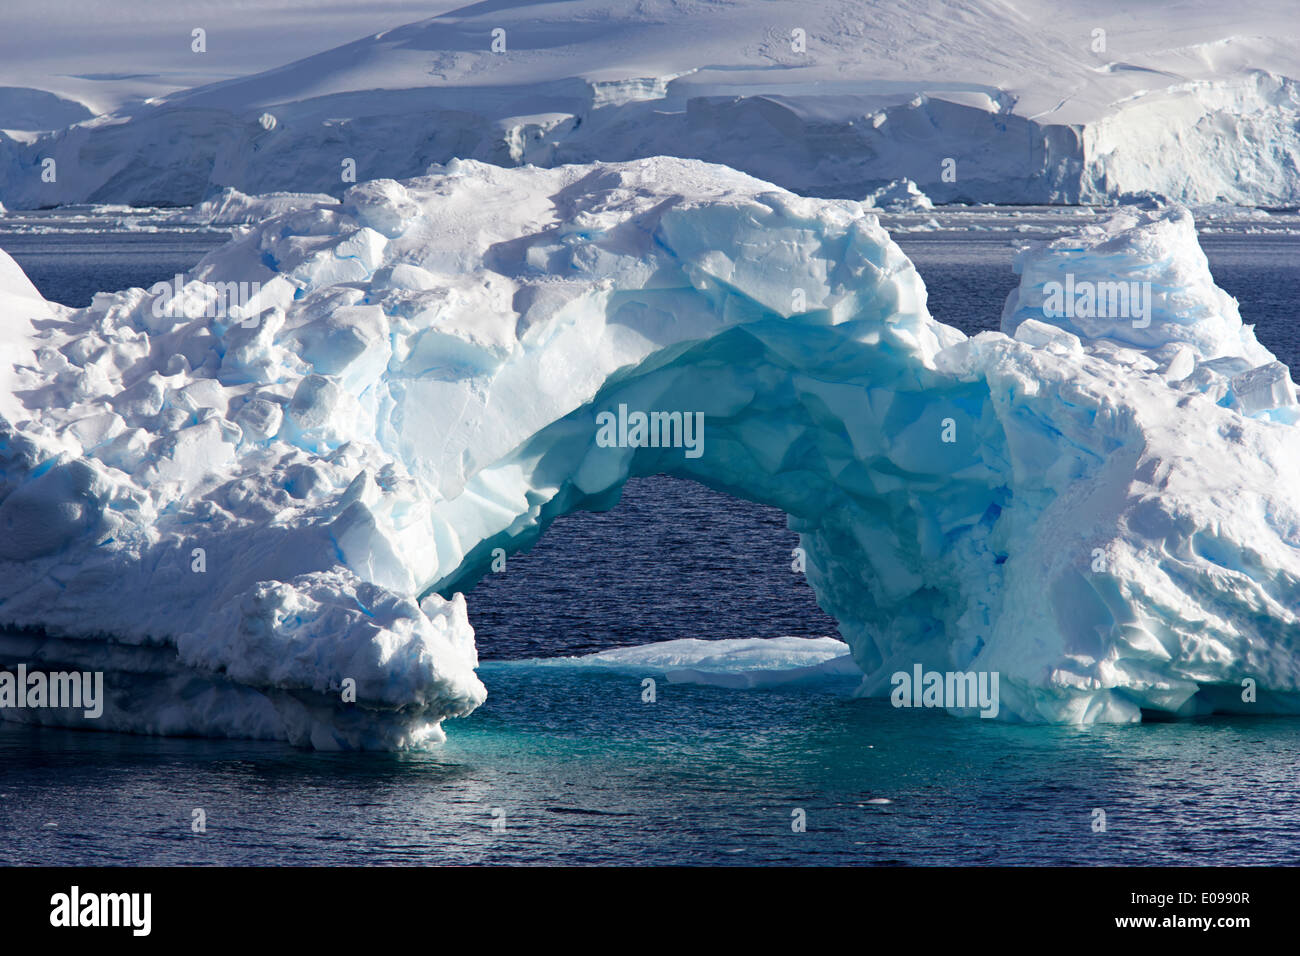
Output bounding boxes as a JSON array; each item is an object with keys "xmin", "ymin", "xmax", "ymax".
[
  {"xmin": 3, "ymin": 0, "xmax": 1300, "ymax": 209},
  {"xmin": 1, "ymin": 155, "xmax": 1299, "ymax": 748}
]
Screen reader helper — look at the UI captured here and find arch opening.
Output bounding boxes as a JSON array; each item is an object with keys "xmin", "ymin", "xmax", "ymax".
[{"xmin": 426, "ymin": 319, "xmax": 1021, "ymax": 704}]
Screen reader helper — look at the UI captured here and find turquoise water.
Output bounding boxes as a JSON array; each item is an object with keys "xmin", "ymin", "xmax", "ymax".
[
  {"xmin": 0, "ymin": 228, "xmax": 1297, "ymax": 866},
  {"xmin": 4, "ymin": 671, "xmax": 1299, "ymax": 865}
]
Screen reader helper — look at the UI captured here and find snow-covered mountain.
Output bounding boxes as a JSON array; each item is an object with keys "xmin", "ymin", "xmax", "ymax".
[{"xmin": 2, "ymin": 0, "xmax": 1298, "ymax": 208}]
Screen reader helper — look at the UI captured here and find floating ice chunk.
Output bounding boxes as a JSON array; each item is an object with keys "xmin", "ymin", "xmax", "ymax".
[
  {"xmin": 492, "ymin": 636, "xmax": 859, "ymax": 689},
  {"xmin": 863, "ymin": 178, "xmax": 935, "ymax": 212}
]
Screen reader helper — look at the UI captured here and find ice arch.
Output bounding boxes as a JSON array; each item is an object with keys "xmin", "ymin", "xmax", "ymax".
[
  {"xmin": 1, "ymin": 157, "xmax": 1298, "ymax": 749},
  {"xmin": 427, "ymin": 317, "xmax": 1009, "ymax": 689}
]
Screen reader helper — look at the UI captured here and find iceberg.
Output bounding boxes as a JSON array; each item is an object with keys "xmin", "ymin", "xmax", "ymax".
[
  {"xmin": 1, "ymin": 156, "xmax": 1299, "ymax": 748},
  {"xmin": 863, "ymin": 179, "xmax": 935, "ymax": 213}
]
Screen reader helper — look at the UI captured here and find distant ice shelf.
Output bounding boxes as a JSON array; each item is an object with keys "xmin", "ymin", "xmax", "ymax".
[
  {"xmin": 2, "ymin": 0, "xmax": 1299, "ymax": 209},
  {"xmin": 1, "ymin": 156, "xmax": 1299, "ymax": 749}
]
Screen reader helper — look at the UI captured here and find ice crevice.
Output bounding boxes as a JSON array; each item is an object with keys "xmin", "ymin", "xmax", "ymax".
[{"xmin": 1, "ymin": 157, "xmax": 1298, "ymax": 749}]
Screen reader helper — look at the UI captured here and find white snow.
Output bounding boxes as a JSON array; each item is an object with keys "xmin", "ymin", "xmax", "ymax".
[
  {"xmin": 0, "ymin": 1, "xmax": 470, "ymax": 122},
  {"xmin": 1002, "ymin": 207, "xmax": 1276, "ymax": 363},
  {"xmin": 2, "ymin": 0, "xmax": 1298, "ymax": 208},
  {"xmin": 489, "ymin": 636, "xmax": 859, "ymax": 689},
  {"xmin": 863, "ymin": 179, "xmax": 934, "ymax": 212},
  {"xmin": 2, "ymin": 157, "xmax": 1299, "ymax": 748},
  {"xmin": 165, "ymin": 187, "xmax": 339, "ymax": 227}
]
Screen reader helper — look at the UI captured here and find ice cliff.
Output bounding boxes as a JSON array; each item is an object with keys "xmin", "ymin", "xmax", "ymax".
[
  {"xmin": 1, "ymin": 156, "xmax": 1298, "ymax": 747},
  {"xmin": 3, "ymin": 0, "xmax": 1299, "ymax": 208}
]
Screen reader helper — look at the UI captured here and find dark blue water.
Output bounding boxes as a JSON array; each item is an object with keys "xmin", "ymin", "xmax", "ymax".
[
  {"xmin": 902, "ymin": 235, "xmax": 1300, "ymax": 369},
  {"xmin": 4, "ymin": 683, "xmax": 1299, "ymax": 865},
  {"xmin": 2, "ymin": 232, "xmax": 230, "ymax": 308},
  {"xmin": 1, "ymin": 227, "xmax": 1297, "ymax": 866}
]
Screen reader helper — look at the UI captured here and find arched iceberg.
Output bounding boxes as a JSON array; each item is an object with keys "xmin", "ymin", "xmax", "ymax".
[{"xmin": 1, "ymin": 157, "xmax": 1297, "ymax": 748}]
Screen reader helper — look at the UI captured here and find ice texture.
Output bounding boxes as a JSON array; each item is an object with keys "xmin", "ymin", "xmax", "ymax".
[
  {"xmin": 863, "ymin": 179, "xmax": 934, "ymax": 212},
  {"xmin": 164, "ymin": 187, "xmax": 339, "ymax": 227},
  {"xmin": 2, "ymin": 157, "xmax": 1299, "ymax": 748},
  {"xmin": 489, "ymin": 636, "xmax": 859, "ymax": 689}
]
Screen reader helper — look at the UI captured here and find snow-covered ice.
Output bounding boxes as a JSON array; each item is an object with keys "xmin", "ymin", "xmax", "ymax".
[
  {"xmin": 863, "ymin": 179, "xmax": 934, "ymax": 213},
  {"xmin": 1, "ymin": 156, "xmax": 1299, "ymax": 747},
  {"xmin": 164, "ymin": 187, "xmax": 340, "ymax": 227},
  {"xmin": 489, "ymin": 636, "xmax": 858, "ymax": 689},
  {"xmin": 3, "ymin": 0, "xmax": 1299, "ymax": 208}
]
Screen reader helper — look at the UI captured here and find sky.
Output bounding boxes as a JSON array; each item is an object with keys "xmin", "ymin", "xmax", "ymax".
[{"xmin": 0, "ymin": 0, "xmax": 471, "ymax": 114}]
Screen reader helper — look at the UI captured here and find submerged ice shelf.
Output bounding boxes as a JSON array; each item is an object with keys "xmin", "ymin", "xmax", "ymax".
[
  {"xmin": 489, "ymin": 636, "xmax": 860, "ymax": 690},
  {"xmin": 1, "ymin": 156, "xmax": 1298, "ymax": 748}
]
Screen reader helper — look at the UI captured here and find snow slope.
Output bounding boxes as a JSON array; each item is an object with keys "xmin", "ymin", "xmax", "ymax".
[
  {"xmin": 1, "ymin": 156, "xmax": 1299, "ymax": 746},
  {"xmin": 0, "ymin": 0, "xmax": 471, "ymax": 126},
  {"xmin": 2, "ymin": 0, "xmax": 1298, "ymax": 208}
]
